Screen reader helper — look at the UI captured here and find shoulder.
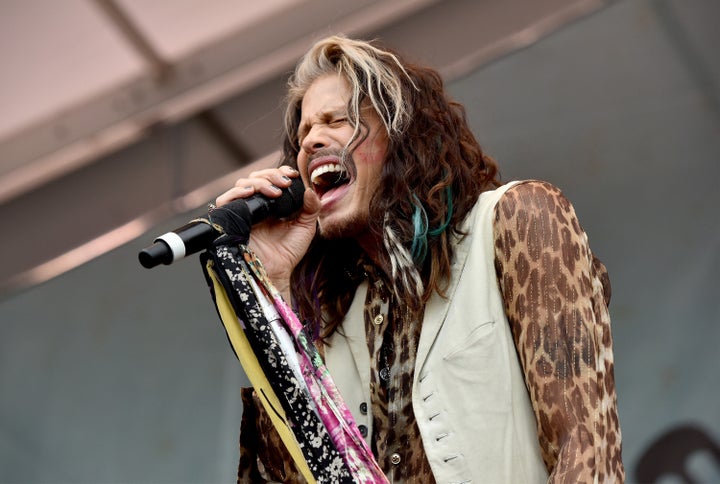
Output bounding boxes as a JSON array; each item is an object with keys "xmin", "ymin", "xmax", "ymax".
[
  {"xmin": 493, "ymin": 180, "xmax": 582, "ymax": 235},
  {"xmin": 496, "ymin": 180, "xmax": 573, "ymax": 217}
]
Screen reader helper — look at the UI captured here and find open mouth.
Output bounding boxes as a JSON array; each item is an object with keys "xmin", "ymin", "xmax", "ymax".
[{"xmin": 310, "ymin": 163, "xmax": 351, "ymax": 197}]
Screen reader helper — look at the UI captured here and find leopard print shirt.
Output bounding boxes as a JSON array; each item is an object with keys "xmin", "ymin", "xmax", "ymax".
[
  {"xmin": 493, "ymin": 181, "xmax": 624, "ymax": 482},
  {"xmin": 363, "ymin": 265, "xmax": 436, "ymax": 482},
  {"xmin": 237, "ymin": 180, "xmax": 624, "ymax": 483}
]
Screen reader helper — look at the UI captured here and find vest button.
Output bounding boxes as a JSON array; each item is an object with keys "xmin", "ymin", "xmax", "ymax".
[
  {"xmin": 358, "ymin": 425, "xmax": 368, "ymax": 437},
  {"xmin": 359, "ymin": 402, "xmax": 368, "ymax": 414},
  {"xmin": 390, "ymin": 453, "xmax": 402, "ymax": 465},
  {"xmin": 373, "ymin": 314, "xmax": 384, "ymax": 325}
]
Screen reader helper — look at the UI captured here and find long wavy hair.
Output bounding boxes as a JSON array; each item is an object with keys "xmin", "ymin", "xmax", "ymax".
[{"xmin": 280, "ymin": 35, "xmax": 501, "ymax": 338}]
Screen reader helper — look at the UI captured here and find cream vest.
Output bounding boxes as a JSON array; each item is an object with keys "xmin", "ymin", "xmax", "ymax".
[{"xmin": 325, "ymin": 182, "xmax": 548, "ymax": 483}]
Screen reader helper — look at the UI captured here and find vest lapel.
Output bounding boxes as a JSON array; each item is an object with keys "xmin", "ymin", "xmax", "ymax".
[
  {"xmin": 325, "ymin": 281, "xmax": 371, "ymax": 399},
  {"xmin": 343, "ymin": 281, "xmax": 371, "ymax": 388},
  {"xmin": 415, "ymin": 205, "xmax": 479, "ymax": 375},
  {"xmin": 415, "ymin": 182, "xmax": 518, "ymax": 375}
]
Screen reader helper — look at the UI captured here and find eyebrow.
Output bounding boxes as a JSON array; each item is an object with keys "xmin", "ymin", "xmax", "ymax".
[{"xmin": 297, "ymin": 108, "xmax": 347, "ymax": 144}]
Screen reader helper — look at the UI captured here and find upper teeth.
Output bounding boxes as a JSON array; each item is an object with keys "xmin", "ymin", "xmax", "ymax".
[{"xmin": 310, "ymin": 163, "xmax": 344, "ymax": 184}]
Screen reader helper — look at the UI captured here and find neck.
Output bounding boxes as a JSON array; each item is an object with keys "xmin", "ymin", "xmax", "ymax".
[{"xmin": 357, "ymin": 231, "xmax": 387, "ymax": 273}]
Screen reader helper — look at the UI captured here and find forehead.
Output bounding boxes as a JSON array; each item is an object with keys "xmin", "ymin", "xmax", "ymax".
[{"xmin": 300, "ymin": 74, "xmax": 350, "ymax": 121}]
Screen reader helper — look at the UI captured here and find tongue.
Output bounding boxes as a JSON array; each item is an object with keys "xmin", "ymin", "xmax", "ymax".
[
  {"xmin": 314, "ymin": 174, "xmax": 348, "ymax": 196},
  {"xmin": 318, "ymin": 181, "xmax": 350, "ymax": 203}
]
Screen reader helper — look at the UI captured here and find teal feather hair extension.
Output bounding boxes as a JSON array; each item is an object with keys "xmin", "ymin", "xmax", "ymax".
[
  {"xmin": 410, "ymin": 194, "xmax": 429, "ymax": 264},
  {"xmin": 410, "ymin": 185, "xmax": 454, "ymax": 264},
  {"xmin": 428, "ymin": 185, "xmax": 453, "ymax": 237}
]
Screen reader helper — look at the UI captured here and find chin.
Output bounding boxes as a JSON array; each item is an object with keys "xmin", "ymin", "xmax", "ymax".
[{"xmin": 318, "ymin": 212, "xmax": 369, "ymax": 240}]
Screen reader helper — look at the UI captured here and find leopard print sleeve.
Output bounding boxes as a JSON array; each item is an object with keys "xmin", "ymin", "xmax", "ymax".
[
  {"xmin": 493, "ymin": 180, "xmax": 625, "ymax": 482},
  {"xmin": 238, "ymin": 387, "xmax": 305, "ymax": 483}
]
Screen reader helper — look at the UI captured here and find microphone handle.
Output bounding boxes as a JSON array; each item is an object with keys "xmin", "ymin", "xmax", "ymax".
[
  {"xmin": 138, "ymin": 175, "xmax": 304, "ymax": 269},
  {"xmin": 138, "ymin": 220, "xmax": 218, "ymax": 269}
]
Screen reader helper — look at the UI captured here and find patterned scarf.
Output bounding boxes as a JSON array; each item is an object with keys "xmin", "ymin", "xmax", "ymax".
[{"xmin": 201, "ymin": 239, "xmax": 388, "ymax": 483}]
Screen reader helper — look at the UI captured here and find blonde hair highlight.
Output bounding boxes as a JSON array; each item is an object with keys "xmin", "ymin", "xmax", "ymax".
[{"xmin": 284, "ymin": 35, "xmax": 416, "ymax": 146}]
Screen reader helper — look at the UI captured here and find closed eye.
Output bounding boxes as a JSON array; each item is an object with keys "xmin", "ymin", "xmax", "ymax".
[
  {"xmin": 297, "ymin": 112, "xmax": 348, "ymax": 147},
  {"xmin": 329, "ymin": 118, "xmax": 347, "ymax": 127}
]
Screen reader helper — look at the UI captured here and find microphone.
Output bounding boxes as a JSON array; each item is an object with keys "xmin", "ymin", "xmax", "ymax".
[{"xmin": 138, "ymin": 176, "xmax": 305, "ymax": 269}]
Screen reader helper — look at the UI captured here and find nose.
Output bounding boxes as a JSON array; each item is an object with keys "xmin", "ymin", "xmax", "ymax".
[{"xmin": 300, "ymin": 124, "xmax": 329, "ymax": 155}]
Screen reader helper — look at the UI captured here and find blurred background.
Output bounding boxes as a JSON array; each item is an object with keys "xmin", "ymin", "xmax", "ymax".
[{"xmin": 1, "ymin": 0, "xmax": 718, "ymax": 482}]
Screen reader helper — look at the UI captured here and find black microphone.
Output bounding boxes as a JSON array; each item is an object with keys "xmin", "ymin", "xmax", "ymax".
[{"xmin": 138, "ymin": 176, "xmax": 305, "ymax": 269}]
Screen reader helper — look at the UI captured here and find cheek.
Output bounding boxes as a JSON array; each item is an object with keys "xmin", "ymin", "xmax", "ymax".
[
  {"xmin": 296, "ymin": 153, "xmax": 310, "ymax": 180},
  {"xmin": 296, "ymin": 150, "xmax": 307, "ymax": 167},
  {"xmin": 357, "ymin": 134, "xmax": 388, "ymax": 166}
]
